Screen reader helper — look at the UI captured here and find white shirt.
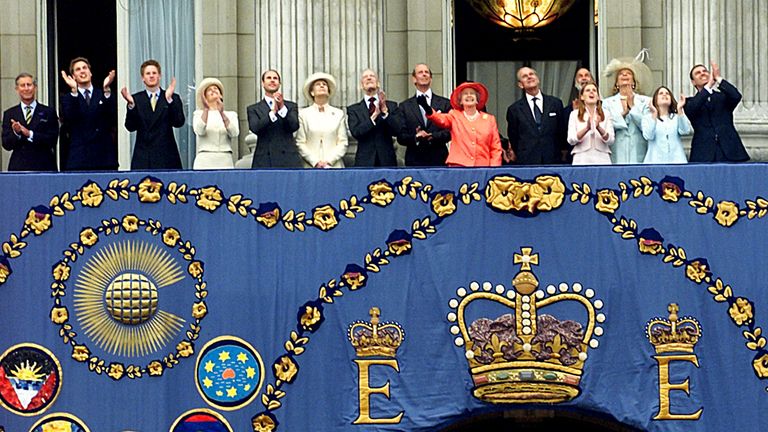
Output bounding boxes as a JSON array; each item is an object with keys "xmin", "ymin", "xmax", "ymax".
[{"xmin": 525, "ymin": 91, "xmax": 544, "ymax": 118}]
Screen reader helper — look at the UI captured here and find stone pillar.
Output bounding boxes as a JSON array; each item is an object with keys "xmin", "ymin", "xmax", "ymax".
[{"xmin": 665, "ymin": 0, "xmax": 768, "ymax": 159}]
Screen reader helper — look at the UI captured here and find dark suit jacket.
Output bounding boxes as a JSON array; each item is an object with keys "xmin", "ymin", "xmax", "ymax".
[
  {"xmin": 394, "ymin": 93, "xmax": 452, "ymax": 167},
  {"xmin": 125, "ymin": 90, "xmax": 185, "ymax": 170},
  {"xmin": 61, "ymin": 88, "xmax": 117, "ymax": 170},
  {"xmin": 347, "ymin": 99, "xmax": 399, "ymax": 167},
  {"xmin": 247, "ymin": 99, "xmax": 302, "ymax": 168},
  {"xmin": 686, "ymin": 79, "xmax": 749, "ymax": 162},
  {"xmin": 506, "ymin": 94, "xmax": 566, "ymax": 165},
  {"xmin": 2, "ymin": 102, "xmax": 59, "ymax": 171}
]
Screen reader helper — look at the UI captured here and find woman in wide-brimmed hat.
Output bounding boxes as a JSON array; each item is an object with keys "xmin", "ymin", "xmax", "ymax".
[
  {"xmin": 602, "ymin": 49, "xmax": 653, "ymax": 164},
  {"xmin": 416, "ymin": 81, "xmax": 502, "ymax": 167},
  {"xmin": 192, "ymin": 77, "xmax": 239, "ymax": 169},
  {"xmin": 295, "ymin": 72, "xmax": 349, "ymax": 168}
]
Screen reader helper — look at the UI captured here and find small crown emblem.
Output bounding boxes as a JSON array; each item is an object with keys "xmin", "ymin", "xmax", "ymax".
[
  {"xmin": 645, "ymin": 303, "xmax": 702, "ymax": 354},
  {"xmin": 348, "ymin": 307, "xmax": 405, "ymax": 357},
  {"xmin": 447, "ymin": 248, "xmax": 605, "ymax": 404}
]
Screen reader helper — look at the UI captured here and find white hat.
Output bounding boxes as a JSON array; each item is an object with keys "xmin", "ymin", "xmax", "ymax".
[
  {"xmin": 195, "ymin": 77, "xmax": 224, "ymax": 110},
  {"xmin": 302, "ymin": 72, "xmax": 337, "ymax": 104},
  {"xmin": 603, "ymin": 48, "xmax": 653, "ymax": 96}
]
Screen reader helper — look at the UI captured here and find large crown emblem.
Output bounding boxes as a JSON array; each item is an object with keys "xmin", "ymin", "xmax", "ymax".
[
  {"xmin": 447, "ymin": 248, "xmax": 605, "ymax": 404},
  {"xmin": 348, "ymin": 307, "xmax": 405, "ymax": 357},
  {"xmin": 645, "ymin": 303, "xmax": 702, "ymax": 354}
]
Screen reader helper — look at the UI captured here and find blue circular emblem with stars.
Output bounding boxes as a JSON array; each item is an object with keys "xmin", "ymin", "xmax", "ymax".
[{"xmin": 194, "ymin": 336, "xmax": 264, "ymax": 410}]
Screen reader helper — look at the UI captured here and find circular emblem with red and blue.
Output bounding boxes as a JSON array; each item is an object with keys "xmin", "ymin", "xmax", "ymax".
[
  {"xmin": 169, "ymin": 409, "xmax": 232, "ymax": 432},
  {"xmin": 0, "ymin": 343, "xmax": 62, "ymax": 416},
  {"xmin": 194, "ymin": 336, "xmax": 264, "ymax": 410}
]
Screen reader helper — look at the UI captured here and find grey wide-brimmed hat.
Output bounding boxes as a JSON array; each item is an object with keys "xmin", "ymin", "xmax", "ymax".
[
  {"xmin": 302, "ymin": 72, "xmax": 337, "ymax": 103},
  {"xmin": 195, "ymin": 77, "xmax": 224, "ymax": 109}
]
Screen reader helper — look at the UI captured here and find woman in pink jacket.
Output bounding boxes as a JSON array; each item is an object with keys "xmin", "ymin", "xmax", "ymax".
[
  {"xmin": 418, "ymin": 82, "xmax": 503, "ymax": 167},
  {"xmin": 567, "ymin": 82, "xmax": 615, "ymax": 165}
]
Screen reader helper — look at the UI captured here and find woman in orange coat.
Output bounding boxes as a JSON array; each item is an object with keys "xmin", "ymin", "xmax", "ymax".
[{"xmin": 417, "ymin": 82, "xmax": 503, "ymax": 167}]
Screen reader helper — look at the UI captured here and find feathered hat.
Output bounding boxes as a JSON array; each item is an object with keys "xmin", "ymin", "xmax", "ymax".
[{"xmin": 602, "ymin": 48, "xmax": 653, "ymax": 96}]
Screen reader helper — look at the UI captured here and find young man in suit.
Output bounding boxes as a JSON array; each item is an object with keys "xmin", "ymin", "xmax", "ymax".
[
  {"xmin": 121, "ymin": 59, "xmax": 185, "ymax": 170},
  {"xmin": 347, "ymin": 69, "xmax": 399, "ymax": 167},
  {"xmin": 1, "ymin": 73, "xmax": 59, "ymax": 171},
  {"xmin": 393, "ymin": 63, "xmax": 452, "ymax": 167},
  {"xmin": 686, "ymin": 62, "xmax": 749, "ymax": 162},
  {"xmin": 247, "ymin": 69, "xmax": 302, "ymax": 168},
  {"xmin": 60, "ymin": 57, "xmax": 117, "ymax": 170},
  {"xmin": 505, "ymin": 66, "xmax": 566, "ymax": 165}
]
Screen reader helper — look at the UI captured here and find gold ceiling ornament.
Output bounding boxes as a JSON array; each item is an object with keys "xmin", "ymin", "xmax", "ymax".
[{"xmin": 465, "ymin": 0, "xmax": 578, "ymax": 30}]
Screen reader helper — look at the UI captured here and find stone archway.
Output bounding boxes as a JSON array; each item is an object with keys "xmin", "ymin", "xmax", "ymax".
[{"xmin": 438, "ymin": 409, "xmax": 642, "ymax": 432}]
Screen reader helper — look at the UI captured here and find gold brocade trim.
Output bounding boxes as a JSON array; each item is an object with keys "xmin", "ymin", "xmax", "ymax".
[{"xmin": 470, "ymin": 361, "xmax": 583, "ymax": 376}]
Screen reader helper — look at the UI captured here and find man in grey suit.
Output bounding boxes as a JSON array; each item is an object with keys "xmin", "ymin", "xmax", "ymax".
[
  {"xmin": 248, "ymin": 69, "xmax": 302, "ymax": 168},
  {"xmin": 505, "ymin": 66, "xmax": 566, "ymax": 165},
  {"xmin": 347, "ymin": 69, "xmax": 399, "ymax": 167}
]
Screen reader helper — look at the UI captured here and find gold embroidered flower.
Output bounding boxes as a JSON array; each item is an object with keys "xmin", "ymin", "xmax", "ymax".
[
  {"xmin": 162, "ymin": 227, "xmax": 181, "ymax": 247},
  {"xmin": 714, "ymin": 201, "xmax": 739, "ymax": 227},
  {"xmin": 192, "ymin": 301, "xmax": 207, "ymax": 319},
  {"xmin": 594, "ymin": 189, "xmax": 620, "ymax": 214},
  {"xmin": 343, "ymin": 272, "xmax": 366, "ymax": 290},
  {"xmin": 300, "ymin": 305, "xmax": 322, "ymax": 330},
  {"xmin": 108, "ymin": 363, "xmax": 125, "ymax": 380},
  {"xmin": 660, "ymin": 182, "xmax": 682, "ymax": 202},
  {"xmin": 274, "ymin": 355, "xmax": 298, "ymax": 383},
  {"xmin": 685, "ymin": 260, "xmax": 710, "ymax": 283},
  {"xmin": 369, "ymin": 181, "xmax": 395, "ymax": 206},
  {"xmin": 252, "ymin": 414, "xmax": 277, "ymax": 432},
  {"xmin": 312, "ymin": 205, "xmax": 338, "ymax": 231},
  {"xmin": 485, "ymin": 176, "xmax": 541, "ymax": 213},
  {"xmin": 196, "ymin": 186, "xmax": 224, "ymax": 212},
  {"xmin": 51, "ymin": 306, "xmax": 69, "ymax": 324},
  {"xmin": 728, "ymin": 298, "xmax": 753, "ymax": 326},
  {"xmin": 388, "ymin": 239, "xmax": 412, "ymax": 256},
  {"xmin": 638, "ymin": 240, "xmax": 663, "ymax": 255},
  {"xmin": 754, "ymin": 354, "xmax": 768, "ymax": 379},
  {"xmin": 188, "ymin": 261, "xmax": 204, "ymax": 278},
  {"xmin": 0, "ymin": 263, "xmax": 11, "ymax": 284},
  {"xmin": 53, "ymin": 262, "xmax": 71, "ymax": 281},
  {"xmin": 25, "ymin": 208, "xmax": 52, "ymax": 235},
  {"xmin": 122, "ymin": 214, "xmax": 139, "ymax": 232},
  {"xmin": 79, "ymin": 228, "xmax": 98, "ymax": 246},
  {"xmin": 256, "ymin": 209, "xmax": 280, "ymax": 228},
  {"xmin": 138, "ymin": 177, "xmax": 163, "ymax": 203},
  {"xmin": 432, "ymin": 192, "xmax": 456, "ymax": 217},
  {"xmin": 72, "ymin": 345, "xmax": 90, "ymax": 362},
  {"xmin": 79, "ymin": 182, "xmax": 104, "ymax": 207},
  {"xmin": 533, "ymin": 175, "xmax": 565, "ymax": 211},
  {"xmin": 177, "ymin": 341, "xmax": 194, "ymax": 358},
  {"xmin": 148, "ymin": 361, "xmax": 164, "ymax": 376}
]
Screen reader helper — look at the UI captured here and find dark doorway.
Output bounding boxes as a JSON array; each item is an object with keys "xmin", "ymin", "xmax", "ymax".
[
  {"xmin": 437, "ymin": 409, "xmax": 643, "ymax": 432},
  {"xmin": 51, "ymin": 0, "xmax": 117, "ymax": 168}
]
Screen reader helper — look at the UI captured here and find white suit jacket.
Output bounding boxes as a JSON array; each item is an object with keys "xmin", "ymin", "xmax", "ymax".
[{"xmin": 295, "ymin": 103, "xmax": 349, "ymax": 168}]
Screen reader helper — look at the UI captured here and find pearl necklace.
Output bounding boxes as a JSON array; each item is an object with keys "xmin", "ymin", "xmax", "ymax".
[{"xmin": 463, "ymin": 110, "xmax": 479, "ymax": 121}]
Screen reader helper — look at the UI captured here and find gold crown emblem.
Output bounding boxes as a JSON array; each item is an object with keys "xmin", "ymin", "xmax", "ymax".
[
  {"xmin": 645, "ymin": 303, "xmax": 701, "ymax": 354},
  {"xmin": 348, "ymin": 307, "xmax": 405, "ymax": 357},
  {"xmin": 447, "ymin": 248, "xmax": 605, "ymax": 404}
]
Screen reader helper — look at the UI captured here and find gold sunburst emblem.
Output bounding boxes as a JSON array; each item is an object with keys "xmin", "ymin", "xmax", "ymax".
[{"xmin": 74, "ymin": 240, "xmax": 185, "ymax": 357}]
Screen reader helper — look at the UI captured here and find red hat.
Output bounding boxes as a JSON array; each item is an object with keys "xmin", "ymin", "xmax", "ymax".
[{"xmin": 450, "ymin": 82, "xmax": 489, "ymax": 111}]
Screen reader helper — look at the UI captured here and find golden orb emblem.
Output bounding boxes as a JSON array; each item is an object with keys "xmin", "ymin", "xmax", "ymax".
[{"xmin": 105, "ymin": 273, "xmax": 159, "ymax": 325}]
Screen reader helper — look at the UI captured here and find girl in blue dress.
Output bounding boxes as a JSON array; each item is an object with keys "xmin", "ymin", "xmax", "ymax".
[{"xmin": 642, "ymin": 86, "xmax": 692, "ymax": 164}]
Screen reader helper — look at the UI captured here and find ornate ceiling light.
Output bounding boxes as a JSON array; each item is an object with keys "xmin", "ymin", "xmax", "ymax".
[{"xmin": 465, "ymin": 0, "xmax": 578, "ymax": 29}]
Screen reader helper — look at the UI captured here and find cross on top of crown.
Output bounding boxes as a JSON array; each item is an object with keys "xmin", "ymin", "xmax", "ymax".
[{"xmin": 513, "ymin": 247, "xmax": 539, "ymax": 271}]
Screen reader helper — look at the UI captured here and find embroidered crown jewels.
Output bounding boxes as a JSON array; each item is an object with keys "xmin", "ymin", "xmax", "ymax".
[{"xmin": 348, "ymin": 307, "xmax": 405, "ymax": 357}]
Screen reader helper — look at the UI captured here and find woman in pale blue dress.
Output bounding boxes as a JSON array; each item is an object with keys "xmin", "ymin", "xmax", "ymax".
[
  {"xmin": 602, "ymin": 67, "xmax": 651, "ymax": 164},
  {"xmin": 642, "ymin": 86, "xmax": 692, "ymax": 164}
]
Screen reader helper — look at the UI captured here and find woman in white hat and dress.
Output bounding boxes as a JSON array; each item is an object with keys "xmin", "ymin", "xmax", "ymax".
[
  {"xmin": 295, "ymin": 72, "xmax": 349, "ymax": 168},
  {"xmin": 192, "ymin": 77, "xmax": 239, "ymax": 169}
]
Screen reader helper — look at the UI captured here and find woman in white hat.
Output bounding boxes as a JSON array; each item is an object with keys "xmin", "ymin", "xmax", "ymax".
[
  {"xmin": 295, "ymin": 72, "xmax": 348, "ymax": 168},
  {"xmin": 602, "ymin": 50, "xmax": 653, "ymax": 164},
  {"xmin": 192, "ymin": 77, "xmax": 239, "ymax": 169}
]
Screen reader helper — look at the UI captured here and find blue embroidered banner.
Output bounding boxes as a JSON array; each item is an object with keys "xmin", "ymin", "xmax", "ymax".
[{"xmin": 0, "ymin": 165, "xmax": 766, "ymax": 431}]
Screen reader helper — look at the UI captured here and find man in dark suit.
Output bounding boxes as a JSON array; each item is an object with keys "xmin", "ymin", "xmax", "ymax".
[
  {"xmin": 1, "ymin": 73, "xmax": 59, "ymax": 171},
  {"xmin": 347, "ymin": 69, "xmax": 399, "ymax": 167},
  {"xmin": 505, "ymin": 66, "xmax": 566, "ymax": 165},
  {"xmin": 60, "ymin": 57, "xmax": 117, "ymax": 170},
  {"xmin": 121, "ymin": 59, "xmax": 185, "ymax": 169},
  {"xmin": 394, "ymin": 63, "xmax": 451, "ymax": 166},
  {"xmin": 686, "ymin": 62, "xmax": 749, "ymax": 162},
  {"xmin": 248, "ymin": 69, "xmax": 302, "ymax": 168}
]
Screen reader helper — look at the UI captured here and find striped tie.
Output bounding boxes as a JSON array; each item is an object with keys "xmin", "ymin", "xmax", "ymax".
[
  {"xmin": 24, "ymin": 105, "xmax": 32, "ymax": 124},
  {"xmin": 150, "ymin": 93, "xmax": 157, "ymax": 111}
]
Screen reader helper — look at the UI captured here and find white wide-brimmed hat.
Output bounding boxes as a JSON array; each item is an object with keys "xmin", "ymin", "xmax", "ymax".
[
  {"xmin": 302, "ymin": 72, "xmax": 337, "ymax": 104},
  {"xmin": 602, "ymin": 48, "xmax": 653, "ymax": 96},
  {"xmin": 195, "ymin": 77, "xmax": 224, "ymax": 109}
]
